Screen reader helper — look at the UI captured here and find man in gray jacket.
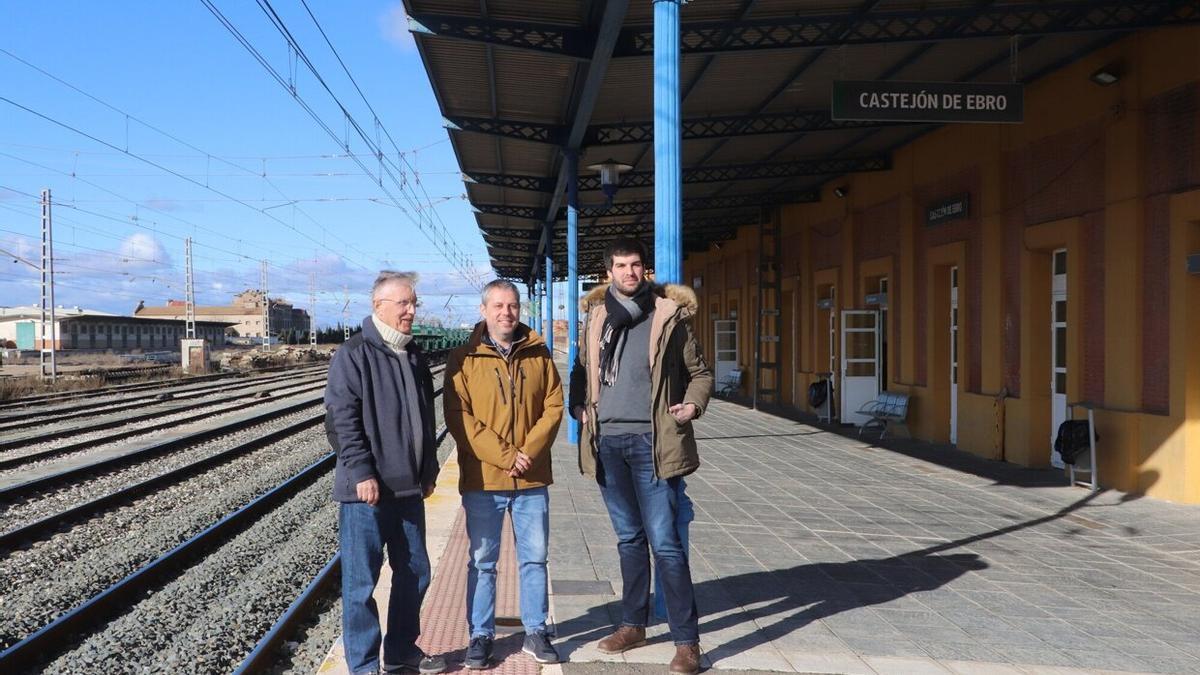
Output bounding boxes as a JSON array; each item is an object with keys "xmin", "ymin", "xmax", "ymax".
[{"xmin": 325, "ymin": 271, "xmax": 445, "ymax": 675}]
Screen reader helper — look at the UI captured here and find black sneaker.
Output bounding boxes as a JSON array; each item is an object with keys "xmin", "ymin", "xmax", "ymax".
[
  {"xmin": 385, "ymin": 651, "xmax": 446, "ymax": 674},
  {"xmin": 522, "ymin": 630, "xmax": 560, "ymax": 664},
  {"xmin": 463, "ymin": 635, "xmax": 494, "ymax": 670}
]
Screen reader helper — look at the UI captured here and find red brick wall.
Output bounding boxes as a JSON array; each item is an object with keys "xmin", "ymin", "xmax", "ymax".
[
  {"xmin": 1136, "ymin": 83, "xmax": 1199, "ymax": 415},
  {"xmin": 1144, "ymin": 82, "xmax": 1200, "ymax": 195},
  {"xmin": 1001, "ymin": 120, "xmax": 1107, "ymax": 398}
]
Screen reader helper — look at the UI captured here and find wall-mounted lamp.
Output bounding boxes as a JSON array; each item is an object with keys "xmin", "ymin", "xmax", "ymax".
[
  {"xmin": 1090, "ymin": 64, "xmax": 1121, "ymax": 86},
  {"xmin": 586, "ymin": 158, "xmax": 634, "ymax": 207},
  {"xmin": 833, "ymin": 185, "xmax": 849, "ymax": 198}
]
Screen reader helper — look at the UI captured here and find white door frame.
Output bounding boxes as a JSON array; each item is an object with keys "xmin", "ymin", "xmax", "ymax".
[
  {"xmin": 1050, "ymin": 249, "xmax": 1068, "ymax": 468},
  {"xmin": 950, "ymin": 266, "xmax": 959, "ymax": 445},
  {"xmin": 713, "ymin": 319, "xmax": 739, "ymax": 387},
  {"xmin": 840, "ymin": 309, "xmax": 881, "ymax": 427}
]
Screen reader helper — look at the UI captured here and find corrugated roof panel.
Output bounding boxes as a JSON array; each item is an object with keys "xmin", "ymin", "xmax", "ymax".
[
  {"xmin": 455, "ymin": 134, "xmax": 500, "ymax": 172},
  {"xmin": 494, "ymin": 49, "xmax": 577, "ymax": 121},
  {"xmin": 888, "ymin": 38, "xmax": 1014, "ymax": 82},
  {"xmin": 466, "ymin": 183, "xmax": 504, "ymax": 203},
  {"xmin": 626, "ymin": 1, "xmax": 751, "ymax": 24},
  {"xmin": 682, "ymin": 51, "xmax": 812, "ymax": 117},
  {"xmin": 407, "ymin": 0, "xmax": 477, "ymax": 18},
  {"xmin": 590, "ymin": 58, "xmax": 654, "ymax": 122},
  {"xmin": 484, "ymin": 0, "xmax": 585, "ymax": 26},
  {"xmin": 422, "ymin": 40, "xmax": 492, "ymax": 116},
  {"xmin": 498, "ymin": 137, "xmax": 557, "ymax": 175}
]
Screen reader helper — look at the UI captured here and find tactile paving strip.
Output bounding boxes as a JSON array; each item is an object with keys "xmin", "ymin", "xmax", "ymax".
[{"xmin": 417, "ymin": 509, "xmax": 538, "ymax": 675}]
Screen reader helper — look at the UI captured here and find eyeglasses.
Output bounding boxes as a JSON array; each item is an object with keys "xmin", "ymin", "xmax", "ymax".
[{"xmin": 377, "ymin": 298, "xmax": 421, "ymax": 310}]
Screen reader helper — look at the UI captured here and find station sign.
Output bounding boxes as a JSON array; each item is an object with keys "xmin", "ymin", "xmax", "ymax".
[
  {"xmin": 927, "ymin": 193, "xmax": 971, "ymax": 227},
  {"xmin": 1188, "ymin": 253, "xmax": 1200, "ymax": 276},
  {"xmin": 832, "ymin": 81, "xmax": 1024, "ymax": 124},
  {"xmin": 864, "ymin": 292, "xmax": 888, "ymax": 307}
]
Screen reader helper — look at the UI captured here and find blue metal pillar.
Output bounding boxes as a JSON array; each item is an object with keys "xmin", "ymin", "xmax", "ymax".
[
  {"xmin": 566, "ymin": 151, "xmax": 580, "ymax": 442},
  {"xmin": 544, "ymin": 240, "xmax": 554, "ymax": 355},
  {"xmin": 653, "ymin": 0, "xmax": 682, "ymax": 284},
  {"xmin": 651, "ymin": 0, "xmax": 688, "ymax": 620}
]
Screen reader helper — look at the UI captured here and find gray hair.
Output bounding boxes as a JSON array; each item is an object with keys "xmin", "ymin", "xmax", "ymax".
[
  {"xmin": 372, "ymin": 270, "xmax": 419, "ymax": 301},
  {"xmin": 480, "ymin": 279, "xmax": 521, "ymax": 306}
]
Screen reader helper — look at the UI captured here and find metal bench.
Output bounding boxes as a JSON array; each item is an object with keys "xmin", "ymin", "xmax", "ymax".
[
  {"xmin": 716, "ymin": 368, "xmax": 743, "ymax": 398},
  {"xmin": 856, "ymin": 391, "xmax": 911, "ymax": 439}
]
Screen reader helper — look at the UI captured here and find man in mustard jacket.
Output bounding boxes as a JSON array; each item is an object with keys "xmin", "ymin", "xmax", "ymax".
[{"xmin": 445, "ymin": 279, "xmax": 564, "ymax": 669}]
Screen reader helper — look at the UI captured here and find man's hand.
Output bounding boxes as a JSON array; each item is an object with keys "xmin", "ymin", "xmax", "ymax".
[
  {"xmin": 356, "ymin": 478, "xmax": 380, "ymax": 506},
  {"xmin": 668, "ymin": 402, "xmax": 698, "ymax": 424},
  {"xmin": 507, "ymin": 451, "xmax": 532, "ymax": 477},
  {"xmin": 573, "ymin": 405, "xmax": 589, "ymax": 424},
  {"xmin": 422, "ymin": 482, "xmax": 436, "ymax": 499}
]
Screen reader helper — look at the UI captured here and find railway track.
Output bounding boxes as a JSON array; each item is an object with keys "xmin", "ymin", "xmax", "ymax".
[
  {"xmin": 0, "ymin": 364, "xmax": 329, "ymax": 427},
  {"xmin": 0, "ymin": 381, "xmax": 329, "ymax": 473},
  {"xmin": 0, "ymin": 372, "xmax": 328, "ymax": 446},
  {"xmin": 0, "ymin": 355, "xmax": 452, "ymax": 671},
  {"xmin": 0, "ymin": 361, "xmax": 325, "ymax": 411}
]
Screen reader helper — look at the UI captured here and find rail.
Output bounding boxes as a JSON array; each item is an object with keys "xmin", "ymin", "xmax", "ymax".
[{"xmin": 0, "ymin": 453, "xmax": 335, "ymax": 672}]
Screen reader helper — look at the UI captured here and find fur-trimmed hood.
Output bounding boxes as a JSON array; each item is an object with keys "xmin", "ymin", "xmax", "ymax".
[{"xmin": 580, "ymin": 282, "xmax": 698, "ymax": 318}]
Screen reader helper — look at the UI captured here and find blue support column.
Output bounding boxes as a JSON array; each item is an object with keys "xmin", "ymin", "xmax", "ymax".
[
  {"xmin": 544, "ymin": 238, "xmax": 554, "ymax": 356},
  {"xmin": 651, "ymin": 0, "xmax": 688, "ymax": 621},
  {"xmin": 566, "ymin": 152, "xmax": 580, "ymax": 443},
  {"xmin": 653, "ymin": 0, "xmax": 683, "ymax": 284}
]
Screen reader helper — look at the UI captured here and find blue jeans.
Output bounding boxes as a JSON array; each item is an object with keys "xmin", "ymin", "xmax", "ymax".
[
  {"xmin": 654, "ymin": 480, "xmax": 693, "ymax": 620},
  {"xmin": 597, "ymin": 433, "xmax": 699, "ymax": 645},
  {"xmin": 463, "ymin": 487, "xmax": 550, "ymax": 638},
  {"xmin": 340, "ymin": 497, "xmax": 431, "ymax": 675}
]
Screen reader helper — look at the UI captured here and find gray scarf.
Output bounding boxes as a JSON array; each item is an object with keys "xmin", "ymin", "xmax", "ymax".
[{"xmin": 599, "ymin": 283, "xmax": 656, "ymax": 387}]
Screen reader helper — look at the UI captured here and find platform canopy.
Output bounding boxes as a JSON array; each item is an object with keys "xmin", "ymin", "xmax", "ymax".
[{"xmin": 405, "ymin": 0, "xmax": 1200, "ymax": 282}]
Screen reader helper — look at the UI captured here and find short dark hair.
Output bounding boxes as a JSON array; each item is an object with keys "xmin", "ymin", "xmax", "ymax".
[{"xmin": 603, "ymin": 237, "xmax": 649, "ymax": 271}]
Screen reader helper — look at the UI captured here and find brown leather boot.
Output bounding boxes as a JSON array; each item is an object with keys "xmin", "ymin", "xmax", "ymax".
[
  {"xmin": 669, "ymin": 644, "xmax": 701, "ymax": 675},
  {"xmin": 596, "ymin": 625, "xmax": 647, "ymax": 654}
]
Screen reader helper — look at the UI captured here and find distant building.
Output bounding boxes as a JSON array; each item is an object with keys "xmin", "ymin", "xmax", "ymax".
[
  {"xmin": 0, "ymin": 305, "xmax": 231, "ymax": 350},
  {"xmin": 135, "ymin": 289, "xmax": 310, "ymax": 340}
]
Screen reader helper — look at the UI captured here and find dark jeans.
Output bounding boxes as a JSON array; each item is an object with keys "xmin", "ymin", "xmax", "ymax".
[
  {"xmin": 597, "ymin": 432, "xmax": 699, "ymax": 645},
  {"xmin": 340, "ymin": 496, "xmax": 431, "ymax": 675}
]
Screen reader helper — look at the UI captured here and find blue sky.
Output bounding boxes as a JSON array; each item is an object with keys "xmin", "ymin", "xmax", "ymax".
[{"xmin": 0, "ymin": 1, "xmax": 511, "ymax": 328}]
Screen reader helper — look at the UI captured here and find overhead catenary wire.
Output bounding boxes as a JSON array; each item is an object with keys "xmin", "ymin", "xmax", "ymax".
[
  {"xmin": 0, "ymin": 95, "xmax": 376, "ymax": 274},
  {"xmin": 201, "ymin": 0, "xmax": 479, "ymax": 286},
  {"xmin": 0, "ymin": 48, "xmax": 379, "ymax": 271}
]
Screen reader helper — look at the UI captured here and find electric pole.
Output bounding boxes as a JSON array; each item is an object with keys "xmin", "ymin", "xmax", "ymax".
[
  {"xmin": 260, "ymin": 261, "xmax": 271, "ymax": 351},
  {"xmin": 40, "ymin": 189, "xmax": 57, "ymax": 381},
  {"xmin": 184, "ymin": 237, "xmax": 196, "ymax": 339}
]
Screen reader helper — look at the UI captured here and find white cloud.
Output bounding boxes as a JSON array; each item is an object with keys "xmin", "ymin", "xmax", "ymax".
[
  {"xmin": 117, "ymin": 233, "xmax": 172, "ymax": 270},
  {"xmin": 380, "ymin": 3, "xmax": 417, "ymax": 53}
]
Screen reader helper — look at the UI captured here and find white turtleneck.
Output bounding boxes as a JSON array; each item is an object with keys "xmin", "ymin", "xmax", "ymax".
[{"xmin": 372, "ymin": 314, "xmax": 414, "ymax": 354}]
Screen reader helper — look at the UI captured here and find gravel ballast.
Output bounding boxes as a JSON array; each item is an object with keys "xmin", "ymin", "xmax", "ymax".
[
  {"xmin": 0, "ymin": 425, "xmax": 331, "ymax": 650},
  {"xmin": 41, "ymin": 471, "xmax": 339, "ymax": 673}
]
